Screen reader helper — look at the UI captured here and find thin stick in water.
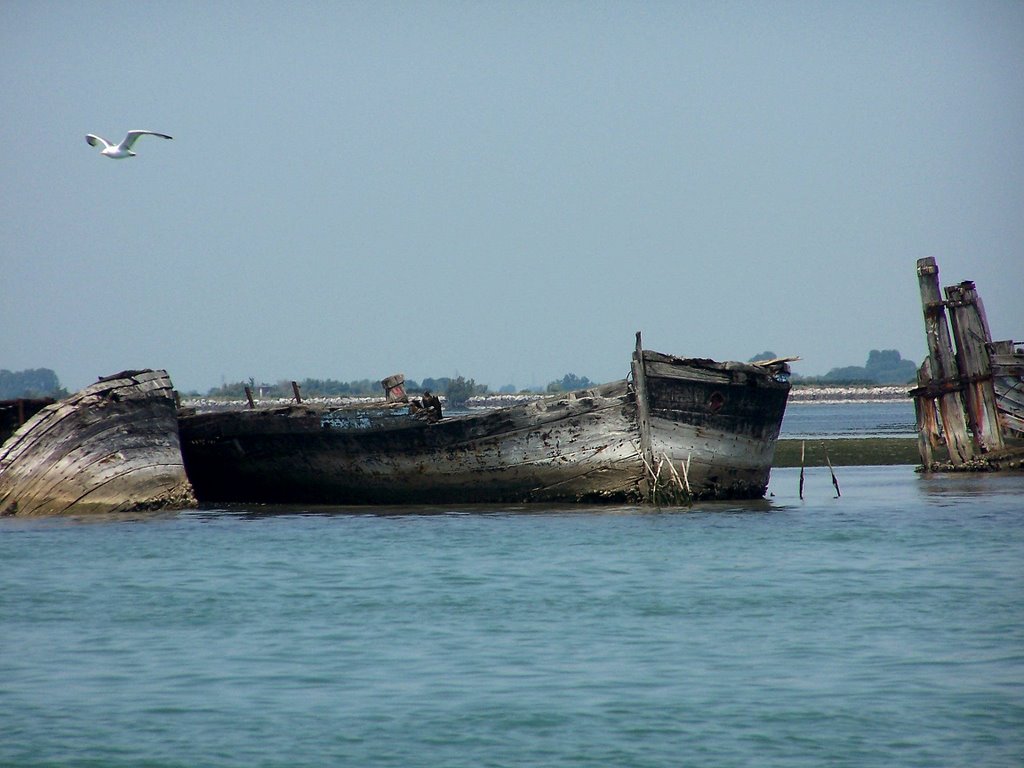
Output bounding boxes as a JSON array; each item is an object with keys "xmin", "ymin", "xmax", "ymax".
[
  {"xmin": 663, "ymin": 453, "xmax": 685, "ymax": 492},
  {"xmin": 799, "ymin": 440, "xmax": 805, "ymax": 500},
  {"xmin": 822, "ymin": 443, "xmax": 841, "ymax": 497}
]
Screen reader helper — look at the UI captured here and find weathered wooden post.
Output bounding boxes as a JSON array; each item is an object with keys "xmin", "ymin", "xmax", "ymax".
[
  {"xmin": 944, "ymin": 281, "xmax": 1004, "ymax": 453},
  {"xmin": 630, "ymin": 331, "xmax": 656, "ymax": 497},
  {"xmin": 381, "ymin": 374, "xmax": 408, "ymax": 403},
  {"xmin": 291, "ymin": 381, "xmax": 302, "ymax": 404},
  {"xmin": 244, "ymin": 386, "xmax": 255, "ymax": 409},
  {"xmin": 912, "ymin": 359, "xmax": 942, "ymax": 470},
  {"xmin": 916, "ymin": 257, "xmax": 973, "ymax": 464}
]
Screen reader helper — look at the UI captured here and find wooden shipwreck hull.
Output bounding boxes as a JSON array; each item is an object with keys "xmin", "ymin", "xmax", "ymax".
[
  {"xmin": 179, "ymin": 336, "xmax": 791, "ymax": 505},
  {"xmin": 911, "ymin": 258, "xmax": 1024, "ymax": 470},
  {"xmin": 990, "ymin": 340, "xmax": 1024, "ymax": 437},
  {"xmin": 0, "ymin": 370, "xmax": 196, "ymax": 516}
]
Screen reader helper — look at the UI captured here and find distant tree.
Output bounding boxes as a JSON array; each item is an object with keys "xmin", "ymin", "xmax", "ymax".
[
  {"xmin": 748, "ymin": 351, "xmax": 778, "ymax": 362},
  {"xmin": 418, "ymin": 377, "xmax": 450, "ymax": 395},
  {"xmin": 205, "ymin": 380, "xmax": 252, "ymax": 398},
  {"xmin": 864, "ymin": 349, "xmax": 918, "ymax": 384},
  {"xmin": 546, "ymin": 373, "xmax": 594, "ymax": 393},
  {"xmin": 820, "ymin": 349, "xmax": 918, "ymax": 385},
  {"xmin": 822, "ymin": 366, "xmax": 875, "ymax": 384},
  {"xmin": 0, "ymin": 368, "xmax": 68, "ymax": 399},
  {"xmin": 445, "ymin": 376, "xmax": 487, "ymax": 405}
]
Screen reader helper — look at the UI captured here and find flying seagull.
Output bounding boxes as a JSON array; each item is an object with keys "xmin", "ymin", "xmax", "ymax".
[{"xmin": 85, "ymin": 130, "xmax": 173, "ymax": 159}]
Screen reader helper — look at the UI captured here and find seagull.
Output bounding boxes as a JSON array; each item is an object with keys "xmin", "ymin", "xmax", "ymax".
[{"xmin": 85, "ymin": 130, "xmax": 173, "ymax": 159}]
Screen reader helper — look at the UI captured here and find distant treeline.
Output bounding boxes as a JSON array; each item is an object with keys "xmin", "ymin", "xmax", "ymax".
[
  {"xmin": 203, "ymin": 376, "xmax": 490, "ymax": 405},
  {"xmin": 0, "ymin": 368, "xmax": 68, "ymax": 399},
  {"xmin": 198, "ymin": 350, "xmax": 918, "ymax": 404},
  {"xmin": 8, "ymin": 349, "xmax": 918, "ymax": 404},
  {"xmin": 201, "ymin": 372, "xmax": 598, "ymax": 405},
  {"xmin": 750, "ymin": 349, "xmax": 918, "ymax": 385}
]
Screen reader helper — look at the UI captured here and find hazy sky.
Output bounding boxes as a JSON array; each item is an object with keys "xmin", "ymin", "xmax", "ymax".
[{"xmin": 3, "ymin": 1, "xmax": 1022, "ymax": 393}]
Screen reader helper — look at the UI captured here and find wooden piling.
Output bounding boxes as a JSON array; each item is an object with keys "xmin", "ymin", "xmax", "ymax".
[
  {"xmin": 244, "ymin": 386, "xmax": 255, "ymax": 409},
  {"xmin": 944, "ymin": 281, "xmax": 1004, "ymax": 453},
  {"xmin": 916, "ymin": 257, "xmax": 973, "ymax": 464},
  {"xmin": 291, "ymin": 381, "xmax": 302, "ymax": 404},
  {"xmin": 913, "ymin": 360, "xmax": 941, "ymax": 470}
]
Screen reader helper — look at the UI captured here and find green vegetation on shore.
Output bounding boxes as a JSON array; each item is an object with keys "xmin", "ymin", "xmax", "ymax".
[
  {"xmin": 0, "ymin": 368, "xmax": 67, "ymax": 399},
  {"xmin": 773, "ymin": 438, "xmax": 935, "ymax": 468},
  {"xmin": 774, "ymin": 438, "xmax": 1024, "ymax": 468},
  {"xmin": 198, "ymin": 372, "xmax": 590, "ymax": 404},
  {"xmin": 752, "ymin": 349, "xmax": 918, "ymax": 385}
]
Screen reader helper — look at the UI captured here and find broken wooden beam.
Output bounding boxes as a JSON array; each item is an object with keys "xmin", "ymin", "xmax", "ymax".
[
  {"xmin": 944, "ymin": 281, "xmax": 1004, "ymax": 453},
  {"xmin": 916, "ymin": 257, "xmax": 973, "ymax": 464}
]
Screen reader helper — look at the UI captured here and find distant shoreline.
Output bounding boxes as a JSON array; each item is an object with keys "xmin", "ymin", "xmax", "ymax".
[
  {"xmin": 182, "ymin": 385, "xmax": 910, "ymax": 412},
  {"xmin": 467, "ymin": 385, "xmax": 911, "ymax": 408},
  {"xmin": 787, "ymin": 385, "xmax": 909, "ymax": 404}
]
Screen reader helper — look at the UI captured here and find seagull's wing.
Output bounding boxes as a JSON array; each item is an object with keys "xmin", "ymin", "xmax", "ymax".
[
  {"xmin": 119, "ymin": 130, "xmax": 174, "ymax": 150},
  {"xmin": 85, "ymin": 134, "xmax": 112, "ymax": 150}
]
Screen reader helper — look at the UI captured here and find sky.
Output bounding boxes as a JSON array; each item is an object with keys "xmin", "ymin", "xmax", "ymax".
[{"xmin": 2, "ymin": 1, "xmax": 1022, "ymax": 394}]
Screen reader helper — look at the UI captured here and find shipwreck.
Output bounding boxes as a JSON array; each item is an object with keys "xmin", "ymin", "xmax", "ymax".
[
  {"xmin": 178, "ymin": 333, "xmax": 793, "ymax": 505},
  {"xmin": 911, "ymin": 257, "xmax": 1024, "ymax": 471},
  {"xmin": 0, "ymin": 370, "xmax": 196, "ymax": 516}
]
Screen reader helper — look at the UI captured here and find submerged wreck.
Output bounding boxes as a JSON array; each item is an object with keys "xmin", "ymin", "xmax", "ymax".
[
  {"xmin": 0, "ymin": 370, "xmax": 196, "ymax": 516},
  {"xmin": 179, "ymin": 334, "xmax": 792, "ymax": 505}
]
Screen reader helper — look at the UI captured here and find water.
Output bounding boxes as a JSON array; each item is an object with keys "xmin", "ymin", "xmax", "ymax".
[
  {"xmin": 781, "ymin": 400, "xmax": 917, "ymax": 439},
  {"xmin": 2, "ymin": 409, "xmax": 1023, "ymax": 767}
]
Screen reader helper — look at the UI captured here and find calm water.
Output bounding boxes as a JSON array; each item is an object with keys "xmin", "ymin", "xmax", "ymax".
[
  {"xmin": 781, "ymin": 400, "xmax": 917, "ymax": 439},
  {"xmin": 2, "ymin": 410, "xmax": 1022, "ymax": 767}
]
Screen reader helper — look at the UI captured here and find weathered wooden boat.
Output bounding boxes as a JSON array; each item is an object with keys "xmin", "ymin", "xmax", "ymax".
[
  {"xmin": 178, "ymin": 334, "xmax": 792, "ymax": 505},
  {"xmin": 0, "ymin": 370, "xmax": 196, "ymax": 516}
]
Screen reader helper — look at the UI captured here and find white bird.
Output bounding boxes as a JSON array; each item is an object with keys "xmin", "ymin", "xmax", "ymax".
[{"xmin": 85, "ymin": 130, "xmax": 173, "ymax": 159}]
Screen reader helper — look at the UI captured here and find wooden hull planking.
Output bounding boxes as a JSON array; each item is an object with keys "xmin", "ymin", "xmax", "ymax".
[
  {"xmin": 0, "ymin": 370, "xmax": 196, "ymax": 516},
  {"xmin": 180, "ymin": 344, "xmax": 791, "ymax": 505},
  {"xmin": 641, "ymin": 351, "xmax": 790, "ymax": 499}
]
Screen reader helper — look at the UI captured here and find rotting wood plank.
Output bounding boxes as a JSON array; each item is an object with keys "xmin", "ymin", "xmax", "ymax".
[
  {"xmin": 630, "ymin": 332, "xmax": 655, "ymax": 498},
  {"xmin": 989, "ymin": 340, "xmax": 1024, "ymax": 437},
  {"xmin": 916, "ymin": 257, "xmax": 973, "ymax": 464},
  {"xmin": 913, "ymin": 359, "xmax": 941, "ymax": 468},
  {"xmin": 945, "ymin": 281, "xmax": 1004, "ymax": 452},
  {"xmin": 641, "ymin": 360, "xmax": 733, "ymax": 384},
  {"xmin": 0, "ymin": 370, "xmax": 194, "ymax": 517}
]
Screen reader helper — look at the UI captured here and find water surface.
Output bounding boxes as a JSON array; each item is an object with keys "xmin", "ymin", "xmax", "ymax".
[
  {"xmin": 781, "ymin": 400, "xmax": 916, "ymax": 439},
  {"xmin": 2, "ymin": 466, "xmax": 1022, "ymax": 767}
]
